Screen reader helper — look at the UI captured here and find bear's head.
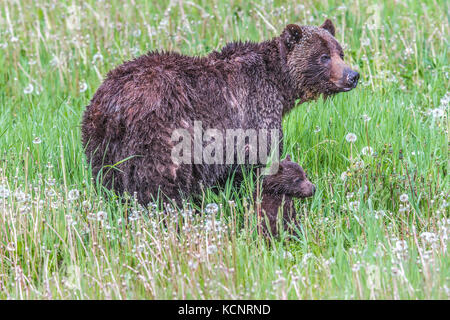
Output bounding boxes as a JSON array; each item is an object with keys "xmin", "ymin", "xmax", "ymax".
[
  {"xmin": 262, "ymin": 155, "xmax": 316, "ymax": 198},
  {"xmin": 280, "ymin": 19, "xmax": 359, "ymax": 101}
]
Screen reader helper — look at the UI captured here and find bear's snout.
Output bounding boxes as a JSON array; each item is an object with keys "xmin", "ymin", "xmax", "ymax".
[
  {"xmin": 300, "ymin": 180, "xmax": 316, "ymax": 198},
  {"xmin": 344, "ymin": 69, "xmax": 360, "ymax": 89}
]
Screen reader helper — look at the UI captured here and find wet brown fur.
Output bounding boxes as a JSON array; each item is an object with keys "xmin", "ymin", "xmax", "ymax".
[
  {"xmin": 81, "ymin": 20, "xmax": 356, "ymax": 205},
  {"xmin": 254, "ymin": 155, "xmax": 315, "ymax": 237}
]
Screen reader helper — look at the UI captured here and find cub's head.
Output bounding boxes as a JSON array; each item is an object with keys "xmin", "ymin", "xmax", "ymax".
[
  {"xmin": 280, "ymin": 19, "xmax": 359, "ymax": 101},
  {"xmin": 262, "ymin": 155, "xmax": 316, "ymax": 198}
]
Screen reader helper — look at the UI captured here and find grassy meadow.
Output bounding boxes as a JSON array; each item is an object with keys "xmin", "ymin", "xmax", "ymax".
[{"xmin": 0, "ymin": 0, "xmax": 448, "ymax": 299}]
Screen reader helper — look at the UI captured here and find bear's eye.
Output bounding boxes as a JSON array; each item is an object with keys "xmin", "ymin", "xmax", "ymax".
[
  {"xmin": 320, "ymin": 54, "xmax": 331, "ymax": 64},
  {"xmin": 339, "ymin": 52, "xmax": 344, "ymax": 59}
]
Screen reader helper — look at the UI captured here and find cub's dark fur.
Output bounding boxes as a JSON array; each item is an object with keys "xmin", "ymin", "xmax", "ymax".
[{"xmin": 254, "ymin": 155, "xmax": 315, "ymax": 237}]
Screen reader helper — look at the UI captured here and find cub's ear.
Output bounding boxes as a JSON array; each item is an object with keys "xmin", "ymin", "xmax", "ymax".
[
  {"xmin": 281, "ymin": 24, "xmax": 302, "ymax": 50},
  {"xmin": 321, "ymin": 19, "xmax": 335, "ymax": 36},
  {"xmin": 284, "ymin": 154, "xmax": 291, "ymax": 161}
]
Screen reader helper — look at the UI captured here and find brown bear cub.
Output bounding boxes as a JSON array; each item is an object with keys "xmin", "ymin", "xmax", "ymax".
[{"xmin": 254, "ymin": 155, "xmax": 315, "ymax": 237}]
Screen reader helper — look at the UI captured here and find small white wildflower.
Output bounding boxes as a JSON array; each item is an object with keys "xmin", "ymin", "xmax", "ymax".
[
  {"xmin": 302, "ymin": 253, "xmax": 313, "ymax": 264},
  {"xmin": 207, "ymin": 244, "xmax": 218, "ymax": 254},
  {"xmin": 430, "ymin": 108, "xmax": 445, "ymax": 118},
  {"xmin": 349, "ymin": 201, "xmax": 360, "ymax": 211},
  {"xmin": 354, "ymin": 160, "xmax": 365, "ymax": 170},
  {"xmin": 391, "ymin": 266, "xmax": 401, "ymax": 276},
  {"xmin": 24, "ymin": 83, "xmax": 34, "ymax": 94},
  {"xmin": 394, "ymin": 240, "xmax": 408, "ymax": 252},
  {"xmin": 188, "ymin": 260, "xmax": 198, "ymax": 269},
  {"xmin": 420, "ymin": 232, "xmax": 438, "ymax": 244},
  {"xmin": 341, "ymin": 171, "xmax": 348, "ymax": 181},
  {"xmin": 129, "ymin": 210, "xmax": 141, "ymax": 221},
  {"xmin": 361, "ymin": 38, "xmax": 371, "ymax": 46},
  {"xmin": 404, "ymin": 47, "xmax": 414, "ymax": 56},
  {"xmin": 281, "ymin": 250, "xmax": 294, "ymax": 261},
  {"xmin": 82, "ymin": 200, "xmax": 91, "ymax": 209},
  {"xmin": 132, "ymin": 29, "xmax": 142, "ymax": 37},
  {"xmin": 32, "ymin": 137, "xmax": 42, "ymax": 144},
  {"xmin": 97, "ymin": 211, "xmax": 107, "ymax": 221},
  {"xmin": 361, "ymin": 114, "xmax": 372, "ymax": 122},
  {"xmin": 399, "ymin": 193, "xmax": 409, "ymax": 203},
  {"xmin": 79, "ymin": 82, "xmax": 88, "ymax": 93},
  {"xmin": 359, "ymin": 185, "xmax": 368, "ymax": 194},
  {"xmin": 361, "ymin": 146, "xmax": 374, "ymax": 156},
  {"xmin": 0, "ymin": 186, "xmax": 10, "ymax": 198},
  {"xmin": 398, "ymin": 204, "xmax": 409, "ymax": 214},
  {"xmin": 345, "ymin": 133, "xmax": 357, "ymax": 143},
  {"xmin": 14, "ymin": 190, "xmax": 27, "ymax": 202},
  {"xmin": 92, "ymin": 52, "xmax": 103, "ymax": 64},
  {"xmin": 6, "ymin": 242, "xmax": 16, "ymax": 252},
  {"xmin": 205, "ymin": 203, "xmax": 219, "ymax": 215},
  {"xmin": 314, "ymin": 126, "xmax": 321, "ymax": 133},
  {"xmin": 352, "ymin": 263, "xmax": 361, "ymax": 272},
  {"xmin": 50, "ymin": 56, "xmax": 61, "ymax": 67},
  {"xmin": 68, "ymin": 189, "xmax": 80, "ymax": 201},
  {"xmin": 65, "ymin": 215, "xmax": 77, "ymax": 226}
]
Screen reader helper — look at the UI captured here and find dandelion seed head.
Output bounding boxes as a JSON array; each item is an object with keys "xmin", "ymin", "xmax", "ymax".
[
  {"xmin": 6, "ymin": 242, "xmax": 16, "ymax": 252},
  {"xmin": 207, "ymin": 244, "xmax": 217, "ymax": 254},
  {"xmin": 399, "ymin": 193, "xmax": 409, "ymax": 203},
  {"xmin": 0, "ymin": 185, "xmax": 10, "ymax": 198},
  {"xmin": 79, "ymin": 81, "xmax": 88, "ymax": 93},
  {"xmin": 24, "ymin": 83, "xmax": 34, "ymax": 94},
  {"xmin": 361, "ymin": 146, "xmax": 374, "ymax": 156},
  {"xmin": 32, "ymin": 137, "xmax": 42, "ymax": 144},
  {"xmin": 68, "ymin": 189, "xmax": 80, "ymax": 201},
  {"xmin": 345, "ymin": 133, "xmax": 357, "ymax": 143},
  {"xmin": 205, "ymin": 203, "xmax": 219, "ymax": 215},
  {"xmin": 97, "ymin": 211, "xmax": 107, "ymax": 221}
]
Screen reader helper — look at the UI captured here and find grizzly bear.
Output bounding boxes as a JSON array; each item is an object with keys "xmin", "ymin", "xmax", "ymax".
[
  {"xmin": 81, "ymin": 19, "xmax": 358, "ymax": 205},
  {"xmin": 254, "ymin": 155, "xmax": 315, "ymax": 237}
]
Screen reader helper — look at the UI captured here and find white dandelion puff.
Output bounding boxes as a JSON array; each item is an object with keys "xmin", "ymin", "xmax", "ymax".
[
  {"xmin": 399, "ymin": 193, "xmax": 409, "ymax": 203},
  {"xmin": 24, "ymin": 83, "xmax": 34, "ymax": 94},
  {"xmin": 205, "ymin": 203, "xmax": 219, "ymax": 215},
  {"xmin": 0, "ymin": 186, "xmax": 10, "ymax": 198},
  {"xmin": 430, "ymin": 108, "xmax": 445, "ymax": 118},
  {"xmin": 32, "ymin": 137, "xmax": 42, "ymax": 144},
  {"xmin": 79, "ymin": 82, "xmax": 88, "ymax": 93},
  {"xmin": 68, "ymin": 189, "xmax": 80, "ymax": 201},
  {"xmin": 129, "ymin": 210, "xmax": 141, "ymax": 221},
  {"xmin": 6, "ymin": 242, "xmax": 16, "ymax": 252},
  {"xmin": 362, "ymin": 114, "xmax": 371, "ymax": 122},
  {"xmin": 361, "ymin": 146, "xmax": 374, "ymax": 156},
  {"xmin": 207, "ymin": 244, "xmax": 218, "ymax": 254},
  {"xmin": 97, "ymin": 211, "xmax": 107, "ymax": 221},
  {"xmin": 92, "ymin": 52, "xmax": 103, "ymax": 64},
  {"xmin": 346, "ymin": 133, "xmax": 357, "ymax": 143}
]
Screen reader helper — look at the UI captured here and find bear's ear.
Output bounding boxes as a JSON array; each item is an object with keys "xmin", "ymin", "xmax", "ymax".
[
  {"xmin": 321, "ymin": 19, "xmax": 336, "ymax": 36},
  {"xmin": 281, "ymin": 24, "xmax": 302, "ymax": 50},
  {"xmin": 284, "ymin": 154, "xmax": 291, "ymax": 161}
]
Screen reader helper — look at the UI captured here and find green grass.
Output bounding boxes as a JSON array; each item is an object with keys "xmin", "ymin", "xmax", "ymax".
[{"xmin": 0, "ymin": 0, "xmax": 448, "ymax": 299}]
